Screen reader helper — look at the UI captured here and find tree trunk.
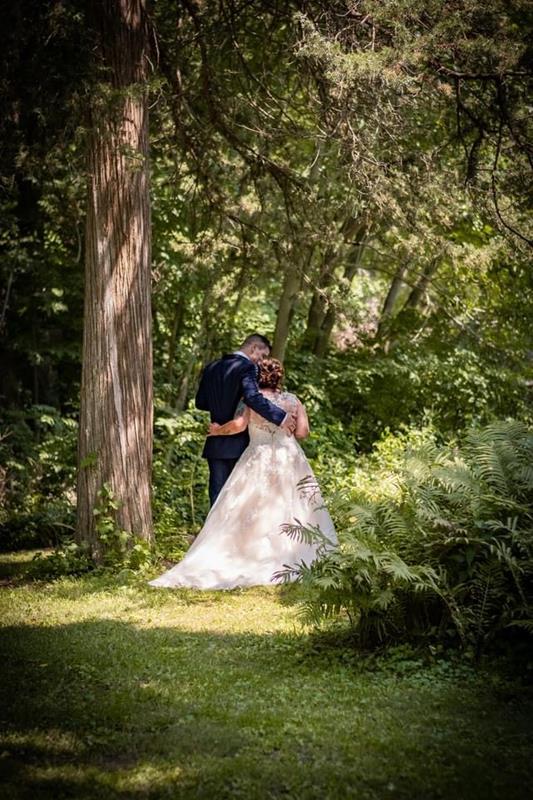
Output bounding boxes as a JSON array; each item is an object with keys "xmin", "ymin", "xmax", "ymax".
[
  {"xmin": 272, "ymin": 245, "xmax": 312, "ymax": 361},
  {"xmin": 304, "ymin": 247, "xmax": 338, "ymax": 351},
  {"xmin": 228, "ymin": 261, "xmax": 248, "ymax": 334},
  {"xmin": 167, "ymin": 290, "xmax": 186, "ymax": 385},
  {"xmin": 76, "ymin": 0, "xmax": 153, "ymax": 559},
  {"xmin": 313, "ymin": 236, "xmax": 367, "ymax": 357},
  {"xmin": 303, "ymin": 217, "xmax": 365, "ymax": 353},
  {"xmin": 376, "ymin": 261, "xmax": 408, "ymax": 339},
  {"xmin": 383, "ymin": 257, "xmax": 440, "ymax": 347},
  {"xmin": 174, "ymin": 280, "xmax": 214, "ymax": 411},
  {"xmin": 314, "ymin": 306, "xmax": 335, "ymax": 358},
  {"xmin": 404, "ymin": 257, "xmax": 439, "ymax": 311},
  {"xmin": 306, "ymin": 219, "xmax": 368, "ymax": 357}
]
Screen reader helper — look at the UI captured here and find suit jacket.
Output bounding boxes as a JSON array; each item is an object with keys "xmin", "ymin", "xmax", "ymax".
[{"xmin": 195, "ymin": 353, "xmax": 286, "ymax": 459}]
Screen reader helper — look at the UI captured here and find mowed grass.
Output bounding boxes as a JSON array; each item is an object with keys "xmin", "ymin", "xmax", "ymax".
[{"xmin": 0, "ymin": 551, "xmax": 532, "ymax": 800}]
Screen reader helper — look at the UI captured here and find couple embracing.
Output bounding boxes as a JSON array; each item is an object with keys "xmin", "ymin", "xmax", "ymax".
[{"xmin": 149, "ymin": 334, "xmax": 337, "ymax": 590}]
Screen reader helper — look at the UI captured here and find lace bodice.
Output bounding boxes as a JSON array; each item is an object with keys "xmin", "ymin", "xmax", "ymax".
[{"xmin": 248, "ymin": 391, "xmax": 298, "ymax": 446}]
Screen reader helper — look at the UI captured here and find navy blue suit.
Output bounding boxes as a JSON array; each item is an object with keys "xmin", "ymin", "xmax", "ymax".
[{"xmin": 195, "ymin": 353, "xmax": 286, "ymax": 505}]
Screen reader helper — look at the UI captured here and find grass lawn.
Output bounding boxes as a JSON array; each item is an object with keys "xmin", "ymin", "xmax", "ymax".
[{"xmin": 0, "ymin": 550, "xmax": 531, "ymax": 799}]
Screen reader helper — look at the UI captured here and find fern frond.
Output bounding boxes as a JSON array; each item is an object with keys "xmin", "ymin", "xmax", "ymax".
[{"xmin": 506, "ymin": 618, "xmax": 533, "ymax": 634}]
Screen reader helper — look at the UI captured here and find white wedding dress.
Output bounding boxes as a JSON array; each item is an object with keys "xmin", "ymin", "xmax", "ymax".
[{"xmin": 148, "ymin": 392, "xmax": 337, "ymax": 590}]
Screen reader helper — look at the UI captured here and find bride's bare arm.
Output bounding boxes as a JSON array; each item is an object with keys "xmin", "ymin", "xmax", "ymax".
[
  {"xmin": 294, "ymin": 400, "xmax": 310, "ymax": 439},
  {"xmin": 208, "ymin": 406, "xmax": 250, "ymax": 436}
]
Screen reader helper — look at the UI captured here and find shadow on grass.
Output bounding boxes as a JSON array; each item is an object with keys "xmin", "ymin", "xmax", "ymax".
[{"xmin": 1, "ymin": 614, "xmax": 532, "ymax": 800}]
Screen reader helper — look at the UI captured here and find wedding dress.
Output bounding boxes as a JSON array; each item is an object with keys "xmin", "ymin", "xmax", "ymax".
[{"xmin": 148, "ymin": 392, "xmax": 337, "ymax": 590}]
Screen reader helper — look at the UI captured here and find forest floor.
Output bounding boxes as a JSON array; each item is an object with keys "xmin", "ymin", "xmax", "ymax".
[{"xmin": 0, "ymin": 550, "xmax": 532, "ymax": 800}]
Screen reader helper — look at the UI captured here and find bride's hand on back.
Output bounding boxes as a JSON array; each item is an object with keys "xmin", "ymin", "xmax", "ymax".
[
  {"xmin": 294, "ymin": 399, "xmax": 310, "ymax": 439},
  {"xmin": 281, "ymin": 410, "xmax": 297, "ymax": 436}
]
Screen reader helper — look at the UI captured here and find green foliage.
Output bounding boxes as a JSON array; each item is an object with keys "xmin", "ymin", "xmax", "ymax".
[
  {"xmin": 0, "ymin": 405, "xmax": 77, "ymax": 550},
  {"xmin": 275, "ymin": 529, "xmax": 441, "ymax": 646},
  {"xmin": 152, "ymin": 403, "xmax": 210, "ymax": 557},
  {"xmin": 0, "ymin": 401, "xmax": 208, "ymax": 561},
  {"xmin": 281, "ymin": 421, "xmax": 533, "ymax": 654},
  {"xmin": 27, "ymin": 540, "xmax": 92, "ymax": 580},
  {"xmin": 1, "ymin": 0, "xmax": 531, "ymax": 645},
  {"xmin": 287, "ymin": 341, "xmax": 531, "ymax": 452},
  {"xmin": 92, "ymin": 483, "xmax": 154, "ymax": 571}
]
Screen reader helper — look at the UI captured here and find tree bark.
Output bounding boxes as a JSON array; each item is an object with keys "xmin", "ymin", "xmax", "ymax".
[
  {"xmin": 76, "ymin": 0, "xmax": 153, "ymax": 558},
  {"xmin": 304, "ymin": 219, "xmax": 368, "ymax": 356},
  {"xmin": 403, "ymin": 257, "xmax": 439, "ymax": 311},
  {"xmin": 376, "ymin": 261, "xmax": 408, "ymax": 339},
  {"xmin": 272, "ymin": 244, "xmax": 312, "ymax": 361},
  {"xmin": 167, "ymin": 290, "xmax": 186, "ymax": 386},
  {"xmin": 304, "ymin": 247, "xmax": 338, "ymax": 351}
]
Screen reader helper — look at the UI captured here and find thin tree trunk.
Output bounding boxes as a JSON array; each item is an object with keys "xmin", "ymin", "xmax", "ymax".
[
  {"xmin": 174, "ymin": 281, "xmax": 214, "ymax": 411},
  {"xmin": 404, "ymin": 257, "xmax": 439, "ymax": 311},
  {"xmin": 376, "ymin": 261, "xmax": 408, "ymax": 339},
  {"xmin": 304, "ymin": 217, "xmax": 365, "ymax": 353},
  {"xmin": 76, "ymin": 0, "xmax": 153, "ymax": 559},
  {"xmin": 313, "ymin": 233, "xmax": 367, "ymax": 357},
  {"xmin": 383, "ymin": 257, "xmax": 440, "ymax": 347},
  {"xmin": 306, "ymin": 220, "xmax": 368, "ymax": 357},
  {"xmin": 272, "ymin": 267, "xmax": 300, "ymax": 361},
  {"xmin": 167, "ymin": 291, "xmax": 186, "ymax": 385},
  {"xmin": 314, "ymin": 307, "xmax": 335, "ymax": 358},
  {"xmin": 272, "ymin": 245, "xmax": 312, "ymax": 361},
  {"xmin": 174, "ymin": 352, "xmax": 196, "ymax": 412},
  {"xmin": 228, "ymin": 261, "xmax": 248, "ymax": 333},
  {"xmin": 304, "ymin": 247, "xmax": 337, "ymax": 350}
]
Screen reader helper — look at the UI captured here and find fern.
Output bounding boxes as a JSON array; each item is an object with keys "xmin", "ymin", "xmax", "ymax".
[{"xmin": 281, "ymin": 420, "xmax": 533, "ymax": 651}]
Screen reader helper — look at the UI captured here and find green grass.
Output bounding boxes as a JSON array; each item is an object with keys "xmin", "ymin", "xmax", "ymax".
[{"xmin": 0, "ymin": 551, "xmax": 531, "ymax": 800}]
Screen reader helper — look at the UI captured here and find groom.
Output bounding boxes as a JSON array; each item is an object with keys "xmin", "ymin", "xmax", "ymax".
[{"xmin": 195, "ymin": 333, "xmax": 296, "ymax": 505}]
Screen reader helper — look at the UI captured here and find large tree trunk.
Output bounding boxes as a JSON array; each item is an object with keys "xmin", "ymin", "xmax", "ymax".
[{"xmin": 76, "ymin": 0, "xmax": 153, "ymax": 559}]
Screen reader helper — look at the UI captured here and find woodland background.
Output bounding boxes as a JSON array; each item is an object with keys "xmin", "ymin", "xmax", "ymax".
[
  {"xmin": 1, "ymin": 3, "xmax": 533, "ymax": 797},
  {"xmin": 0, "ymin": 0, "xmax": 532, "ymax": 653}
]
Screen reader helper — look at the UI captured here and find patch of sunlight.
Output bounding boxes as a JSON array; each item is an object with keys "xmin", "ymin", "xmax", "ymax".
[
  {"xmin": 113, "ymin": 763, "xmax": 184, "ymax": 792},
  {"xmin": 0, "ymin": 729, "xmax": 84, "ymax": 757},
  {"xmin": 0, "ymin": 549, "xmax": 54, "ymax": 564},
  {"xmin": 0, "ymin": 578, "xmax": 304, "ymax": 637},
  {"xmin": 25, "ymin": 762, "xmax": 185, "ymax": 793},
  {"xmin": 137, "ymin": 587, "xmax": 300, "ymax": 634}
]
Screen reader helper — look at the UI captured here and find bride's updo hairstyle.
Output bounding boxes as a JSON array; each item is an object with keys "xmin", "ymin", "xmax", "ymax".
[{"xmin": 258, "ymin": 358, "xmax": 284, "ymax": 391}]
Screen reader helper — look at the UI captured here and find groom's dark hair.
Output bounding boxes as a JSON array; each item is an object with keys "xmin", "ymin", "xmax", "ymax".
[{"xmin": 241, "ymin": 333, "xmax": 272, "ymax": 351}]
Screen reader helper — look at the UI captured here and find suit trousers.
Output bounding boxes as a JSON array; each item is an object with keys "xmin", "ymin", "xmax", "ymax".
[{"xmin": 207, "ymin": 458, "xmax": 240, "ymax": 507}]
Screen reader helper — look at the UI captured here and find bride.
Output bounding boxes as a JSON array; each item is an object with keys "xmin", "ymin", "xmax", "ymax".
[{"xmin": 148, "ymin": 358, "xmax": 337, "ymax": 590}]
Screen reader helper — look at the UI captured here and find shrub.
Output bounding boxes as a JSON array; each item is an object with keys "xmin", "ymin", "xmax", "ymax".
[
  {"xmin": 152, "ymin": 402, "xmax": 210, "ymax": 557},
  {"xmin": 0, "ymin": 406, "xmax": 77, "ymax": 550},
  {"xmin": 279, "ymin": 421, "xmax": 533, "ymax": 654},
  {"xmin": 27, "ymin": 540, "xmax": 93, "ymax": 580},
  {"xmin": 286, "ymin": 343, "xmax": 531, "ymax": 452}
]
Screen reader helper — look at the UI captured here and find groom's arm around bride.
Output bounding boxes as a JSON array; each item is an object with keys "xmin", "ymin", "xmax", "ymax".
[{"xmin": 195, "ymin": 334, "xmax": 296, "ymax": 505}]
